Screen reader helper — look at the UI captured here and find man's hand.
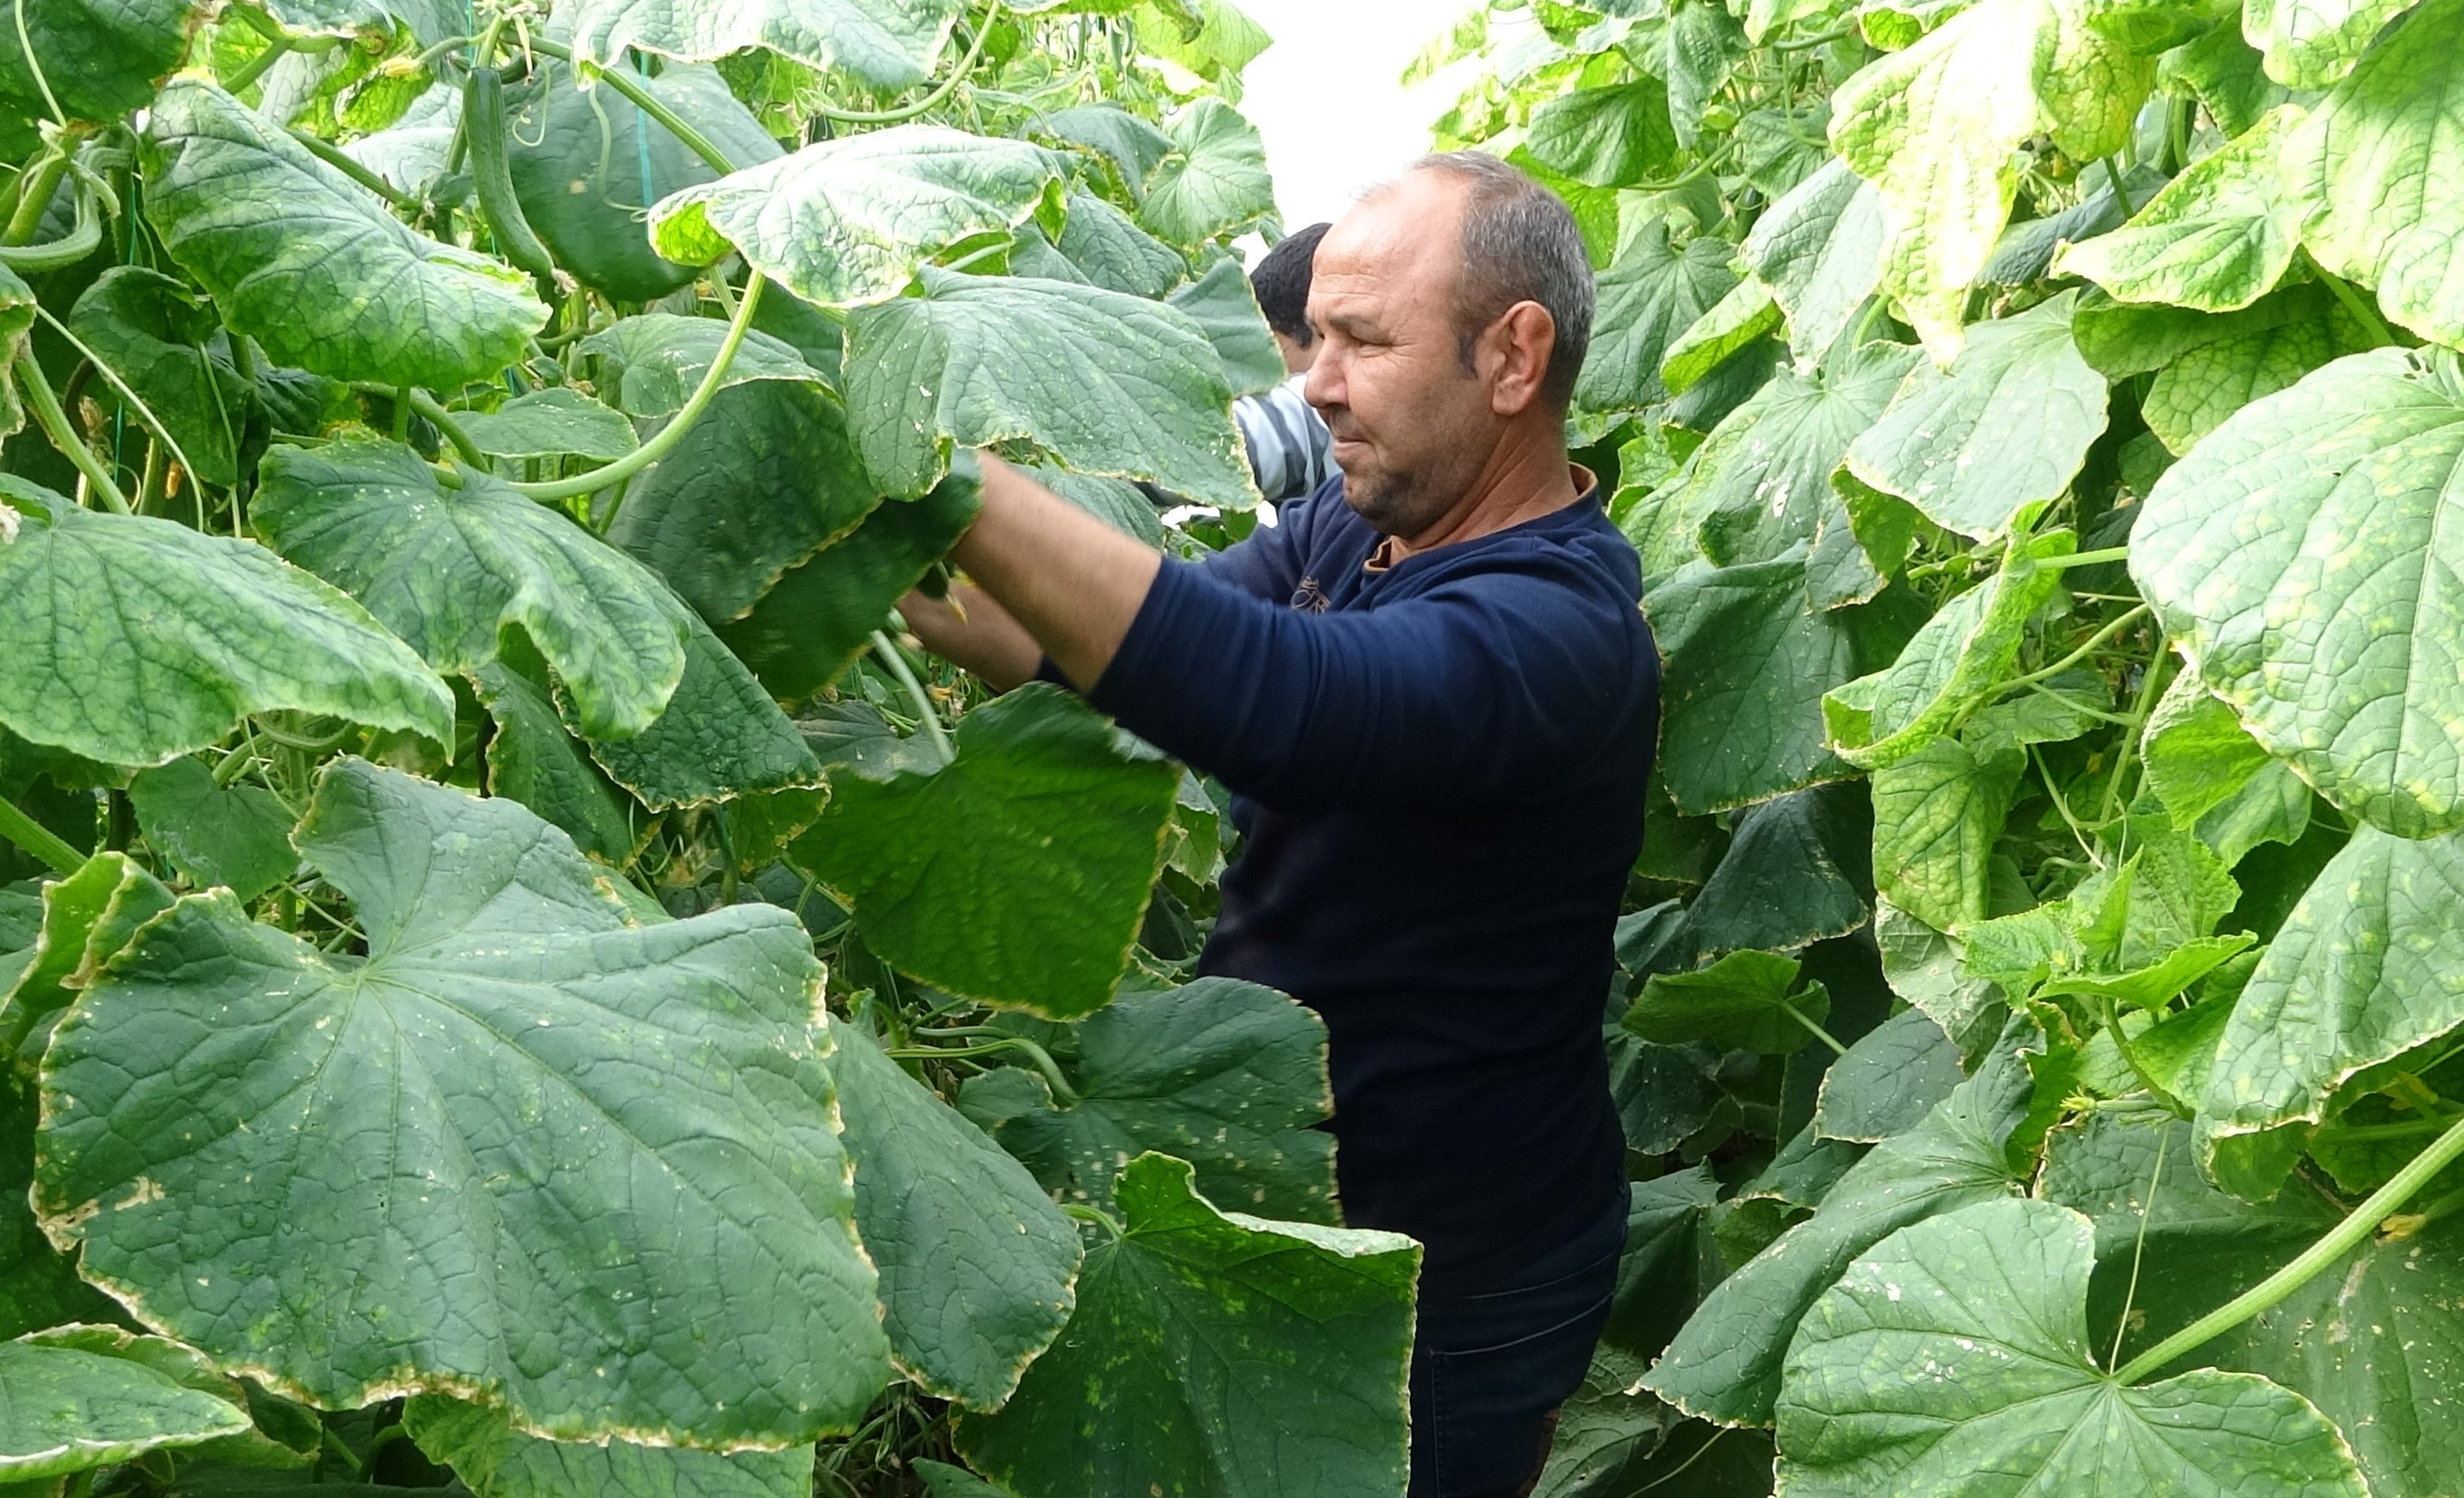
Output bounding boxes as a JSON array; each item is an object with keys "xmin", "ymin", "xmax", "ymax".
[
  {"xmin": 932, "ymin": 453, "xmax": 1164, "ymax": 690},
  {"xmin": 896, "ymin": 583, "xmax": 1042, "ymax": 690}
]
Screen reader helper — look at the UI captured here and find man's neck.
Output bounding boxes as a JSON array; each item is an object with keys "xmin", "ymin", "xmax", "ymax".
[{"xmin": 1388, "ymin": 421, "xmax": 1581, "ymax": 560}]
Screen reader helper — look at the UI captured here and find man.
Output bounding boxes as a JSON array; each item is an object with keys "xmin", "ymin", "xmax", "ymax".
[
  {"xmin": 902, "ymin": 153, "xmax": 1656, "ymax": 1497},
  {"xmin": 1234, "ymin": 220, "xmax": 1334, "ymax": 501}
]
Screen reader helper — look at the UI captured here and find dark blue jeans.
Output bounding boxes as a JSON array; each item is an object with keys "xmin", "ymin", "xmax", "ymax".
[{"xmin": 1407, "ymin": 1188, "xmax": 1627, "ymax": 1498}]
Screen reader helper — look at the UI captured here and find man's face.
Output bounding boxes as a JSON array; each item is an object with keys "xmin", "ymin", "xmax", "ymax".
[{"xmin": 1301, "ymin": 174, "xmax": 1498, "ymax": 536}]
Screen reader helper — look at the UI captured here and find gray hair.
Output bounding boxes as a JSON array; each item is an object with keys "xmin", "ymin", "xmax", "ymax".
[{"xmin": 1388, "ymin": 152, "xmax": 1595, "ymax": 412}]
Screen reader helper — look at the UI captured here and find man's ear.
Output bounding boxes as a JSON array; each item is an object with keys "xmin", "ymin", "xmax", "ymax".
[{"xmin": 1485, "ymin": 301, "xmax": 1558, "ymax": 416}]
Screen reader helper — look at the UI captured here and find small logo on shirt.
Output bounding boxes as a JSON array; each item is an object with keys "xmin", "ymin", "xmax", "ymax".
[{"xmin": 1291, "ymin": 576, "xmax": 1331, "ymax": 614}]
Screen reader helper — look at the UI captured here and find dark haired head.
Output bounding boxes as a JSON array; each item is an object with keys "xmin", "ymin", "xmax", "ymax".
[
  {"xmin": 1250, "ymin": 221, "xmax": 1332, "ymax": 345},
  {"xmin": 1388, "ymin": 153, "xmax": 1594, "ymax": 412}
]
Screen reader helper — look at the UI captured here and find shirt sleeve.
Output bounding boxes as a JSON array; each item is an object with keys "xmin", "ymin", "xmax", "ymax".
[
  {"xmin": 1232, "ymin": 384, "xmax": 1332, "ymax": 502},
  {"xmin": 1085, "ymin": 549, "xmax": 1650, "ymax": 812}
]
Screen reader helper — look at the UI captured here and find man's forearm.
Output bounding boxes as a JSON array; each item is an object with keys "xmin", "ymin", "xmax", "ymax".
[{"xmin": 950, "ymin": 455, "xmax": 1163, "ymax": 689}]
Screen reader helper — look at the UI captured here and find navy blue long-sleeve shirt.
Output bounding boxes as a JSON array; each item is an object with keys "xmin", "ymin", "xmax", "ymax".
[{"xmin": 1081, "ymin": 472, "xmax": 1657, "ymax": 1295}]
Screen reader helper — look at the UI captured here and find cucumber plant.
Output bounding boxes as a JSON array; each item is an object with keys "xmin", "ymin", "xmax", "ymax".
[
  {"xmin": 1421, "ymin": 1, "xmax": 2464, "ymax": 1494},
  {"xmin": 0, "ymin": 3, "xmax": 1407, "ymax": 1495}
]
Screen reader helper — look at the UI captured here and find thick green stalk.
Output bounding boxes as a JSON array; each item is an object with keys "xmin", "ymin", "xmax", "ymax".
[
  {"xmin": 221, "ymin": 29, "xmax": 292, "ymax": 93},
  {"xmin": 804, "ymin": 3, "xmax": 1001, "ymax": 124},
  {"xmin": 0, "ymin": 181, "xmax": 98, "ymax": 272},
  {"xmin": 35, "ymin": 305, "xmax": 205, "ymax": 496},
  {"xmin": 16, "ymin": 346, "xmax": 128, "ymax": 512},
  {"xmin": 0, "ymin": 793, "xmax": 84, "ymax": 874},
  {"xmin": 406, "ymin": 390, "xmax": 487, "ymax": 467},
  {"xmin": 284, "ymin": 124, "xmax": 420, "ymax": 210},
  {"xmin": 2113, "ymin": 1109, "xmax": 2464, "ymax": 1383},
  {"xmin": 509, "ymin": 273, "xmax": 766, "ymax": 502},
  {"xmin": 3, "ymin": 148, "xmax": 71, "ymax": 247},
  {"xmin": 870, "ymin": 628, "xmax": 956, "ymax": 765},
  {"xmin": 524, "ymin": 39, "xmax": 741, "ymax": 176}
]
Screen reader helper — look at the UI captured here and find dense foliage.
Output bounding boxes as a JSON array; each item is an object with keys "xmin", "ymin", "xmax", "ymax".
[
  {"xmin": 0, "ymin": 1, "xmax": 1425, "ymax": 1495},
  {"xmin": 1413, "ymin": 0, "xmax": 2464, "ymax": 1492}
]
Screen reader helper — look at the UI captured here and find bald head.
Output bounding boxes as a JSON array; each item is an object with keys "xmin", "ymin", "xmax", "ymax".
[
  {"xmin": 1301, "ymin": 160, "xmax": 1586, "ymax": 539},
  {"xmin": 1361, "ymin": 153, "xmax": 1595, "ymax": 412}
]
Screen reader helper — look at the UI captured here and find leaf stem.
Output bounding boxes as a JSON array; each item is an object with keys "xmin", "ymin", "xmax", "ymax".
[
  {"xmin": 34, "ymin": 305, "xmax": 206, "ymax": 496},
  {"xmin": 284, "ymin": 123, "xmax": 421, "ymax": 211},
  {"xmin": 2309, "ymin": 255, "xmax": 2399, "ymax": 349},
  {"xmin": 0, "ymin": 793, "xmax": 84, "ymax": 873},
  {"xmin": 2001, "ymin": 603, "xmax": 2148, "ymax": 693},
  {"xmin": 2, "ymin": 147, "xmax": 71, "ymax": 247},
  {"xmin": 2113, "ymin": 1108, "xmax": 2464, "ymax": 1383},
  {"xmin": 870, "ymin": 628, "xmax": 956, "ymax": 765},
  {"xmin": 0, "ymin": 179, "xmax": 97, "ymax": 272},
  {"xmin": 525, "ymin": 39, "xmax": 741, "ymax": 176},
  {"xmin": 889, "ymin": 1033, "xmax": 1077, "ymax": 1104},
  {"xmin": 221, "ymin": 28, "xmax": 292, "ymax": 93},
  {"xmin": 405, "ymin": 389, "xmax": 487, "ymax": 467},
  {"xmin": 1783, "ymin": 999, "xmax": 1849, "ymax": 1057},
  {"xmin": 2038, "ymin": 546, "xmax": 2130, "ymax": 571},
  {"xmin": 2109, "ymin": 1119, "xmax": 2167, "ymax": 1370},
  {"xmin": 509, "ymin": 272, "xmax": 765, "ymax": 502},
  {"xmin": 16, "ymin": 346, "xmax": 128, "ymax": 512},
  {"xmin": 805, "ymin": 2, "xmax": 1002, "ymax": 124}
]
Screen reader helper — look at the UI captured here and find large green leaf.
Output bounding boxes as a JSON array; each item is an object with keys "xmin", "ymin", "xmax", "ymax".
[
  {"xmin": 0, "ymin": 478, "xmax": 451, "ymax": 767},
  {"xmin": 2197, "ymin": 824, "xmax": 2464, "ymax": 1199},
  {"xmin": 828, "ymin": 1017, "xmax": 1079, "ymax": 1411},
  {"xmin": 651, "ymin": 127, "xmax": 1064, "ymax": 308},
  {"xmin": 0, "ymin": 853, "xmax": 172, "ymax": 1062},
  {"xmin": 142, "ymin": 79, "xmax": 548, "ymax": 391},
  {"xmin": 1523, "ymin": 79, "xmax": 1680, "ymax": 188},
  {"xmin": 1869, "ymin": 736, "xmax": 2024, "ymax": 931},
  {"xmin": 1831, "ymin": 0, "xmax": 2153, "ymax": 353},
  {"xmin": 2132, "ymin": 347, "xmax": 2464, "ymax": 838},
  {"xmin": 508, "ymin": 62, "xmax": 784, "ymax": 304},
  {"xmin": 1690, "ymin": 340, "xmax": 1922, "ymax": 579},
  {"xmin": 955, "ymin": 1153, "xmax": 1416, "ymax": 1498},
  {"xmin": 795, "ymin": 684, "xmax": 1178, "ymax": 1017},
  {"xmin": 1624, "ymin": 949, "xmax": 1835, "ymax": 1055},
  {"xmin": 582, "ymin": 314, "xmax": 835, "ymax": 418},
  {"xmin": 402, "ymin": 1395, "xmax": 812, "ymax": 1498},
  {"xmin": 845, "ymin": 268, "xmax": 1254, "ymax": 509},
  {"xmin": 2052, "ymin": 105, "xmax": 2304, "ymax": 311},
  {"xmin": 2286, "ymin": 0, "xmax": 2464, "ymax": 349},
  {"xmin": 1843, "ymin": 292, "xmax": 2109, "ymax": 539},
  {"xmin": 35, "ymin": 758, "xmax": 889, "ymax": 1444},
  {"xmin": 0, "ymin": 0, "xmax": 201, "ymax": 154},
  {"xmin": 2060, "ymin": 1114, "xmax": 2464, "ymax": 1498},
  {"xmin": 471, "ymin": 658, "xmax": 638, "ymax": 864},
  {"xmin": 1576, "ymin": 221, "xmax": 1738, "ymax": 412},
  {"xmin": 1166, "ymin": 259, "xmax": 1286, "ymax": 399},
  {"xmin": 1742, "ymin": 159, "xmax": 1889, "ymax": 362},
  {"xmin": 563, "ymin": 612, "xmax": 821, "ymax": 810},
  {"xmin": 0, "ymin": 1334, "xmax": 253, "ymax": 1481},
  {"xmin": 2072, "ymin": 280, "xmax": 2370, "ymax": 453},
  {"xmin": 1139, "ymin": 98, "xmax": 1275, "ymax": 245},
  {"xmin": 255, "ymin": 438, "xmax": 691, "ymax": 742},
  {"xmin": 1814, "ymin": 1006, "xmax": 1965, "ymax": 1143},
  {"xmin": 1018, "ymin": 189, "xmax": 1187, "ymax": 300},
  {"xmin": 2141, "ymin": 671, "xmax": 2315, "ymax": 864},
  {"xmin": 128, "ymin": 758, "xmax": 297, "ymax": 902},
  {"xmin": 558, "ymin": 0, "xmax": 961, "ymax": 90},
  {"xmin": 720, "ymin": 472, "xmax": 982, "ymax": 704},
  {"xmin": 456, "ymin": 390, "xmax": 639, "ymax": 464},
  {"xmin": 958, "ymin": 977, "xmax": 1338, "ymax": 1222},
  {"xmin": 65, "ymin": 268, "xmax": 252, "ymax": 490},
  {"xmin": 2243, "ymin": 0, "xmax": 2424, "ymax": 85},
  {"xmin": 608, "ymin": 380, "xmax": 881, "ymax": 625},
  {"xmin": 1644, "ymin": 1056, "xmax": 2030, "ymax": 1425},
  {"xmin": 1774, "ymin": 1197, "xmax": 2367, "ymax": 1496},
  {"xmin": 1687, "ymin": 783, "xmax": 1875, "ymax": 956},
  {"xmin": 1643, "ymin": 553, "xmax": 1913, "ymax": 815},
  {"xmin": 1823, "ymin": 530, "xmax": 2074, "ymax": 767}
]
